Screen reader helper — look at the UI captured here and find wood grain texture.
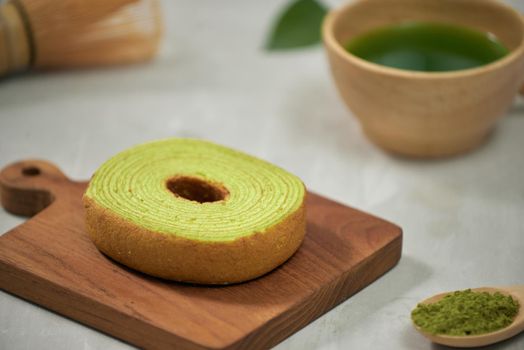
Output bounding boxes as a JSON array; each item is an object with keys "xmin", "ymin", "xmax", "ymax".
[{"xmin": 0, "ymin": 160, "xmax": 402, "ymax": 350}]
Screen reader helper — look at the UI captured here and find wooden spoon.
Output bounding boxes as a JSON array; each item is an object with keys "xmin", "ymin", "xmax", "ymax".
[{"xmin": 412, "ymin": 286, "xmax": 524, "ymax": 348}]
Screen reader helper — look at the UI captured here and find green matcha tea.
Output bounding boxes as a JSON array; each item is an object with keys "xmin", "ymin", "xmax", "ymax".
[
  {"xmin": 345, "ymin": 22, "xmax": 509, "ymax": 72},
  {"xmin": 411, "ymin": 289, "xmax": 519, "ymax": 336}
]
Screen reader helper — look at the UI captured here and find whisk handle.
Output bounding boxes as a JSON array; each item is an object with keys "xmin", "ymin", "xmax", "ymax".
[{"xmin": 0, "ymin": 1, "xmax": 31, "ymax": 76}]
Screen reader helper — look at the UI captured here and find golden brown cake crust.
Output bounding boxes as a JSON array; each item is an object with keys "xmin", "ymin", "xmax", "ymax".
[{"xmin": 83, "ymin": 195, "xmax": 306, "ymax": 284}]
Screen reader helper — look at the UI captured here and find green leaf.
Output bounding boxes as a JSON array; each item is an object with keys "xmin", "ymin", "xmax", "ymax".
[{"xmin": 265, "ymin": 0, "xmax": 328, "ymax": 51}]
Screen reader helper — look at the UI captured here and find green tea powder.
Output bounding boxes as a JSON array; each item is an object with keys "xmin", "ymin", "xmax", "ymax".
[{"xmin": 411, "ymin": 289, "xmax": 519, "ymax": 336}]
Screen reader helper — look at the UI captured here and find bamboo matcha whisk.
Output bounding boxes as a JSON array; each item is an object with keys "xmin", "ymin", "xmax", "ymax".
[{"xmin": 0, "ymin": 0, "xmax": 162, "ymax": 76}]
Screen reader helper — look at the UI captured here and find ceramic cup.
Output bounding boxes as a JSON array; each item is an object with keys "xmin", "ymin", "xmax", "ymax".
[{"xmin": 323, "ymin": 0, "xmax": 524, "ymax": 157}]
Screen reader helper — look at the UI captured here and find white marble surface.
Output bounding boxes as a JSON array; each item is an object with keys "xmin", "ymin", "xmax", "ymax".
[{"xmin": 1, "ymin": 1, "xmax": 523, "ymax": 349}]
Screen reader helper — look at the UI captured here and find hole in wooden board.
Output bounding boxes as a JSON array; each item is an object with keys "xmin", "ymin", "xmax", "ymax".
[{"xmin": 22, "ymin": 166, "xmax": 41, "ymax": 176}]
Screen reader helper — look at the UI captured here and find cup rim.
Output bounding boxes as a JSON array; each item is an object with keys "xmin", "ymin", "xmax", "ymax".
[{"xmin": 322, "ymin": 0, "xmax": 524, "ymax": 79}]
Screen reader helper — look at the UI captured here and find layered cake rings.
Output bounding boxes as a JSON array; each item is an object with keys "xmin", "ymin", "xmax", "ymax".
[{"xmin": 83, "ymin": 138, "xmax": 306, "ymax": 284}]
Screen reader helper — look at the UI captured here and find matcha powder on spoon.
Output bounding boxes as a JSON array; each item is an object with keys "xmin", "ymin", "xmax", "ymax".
[{"xmin": 412, "ymin": 289, "xmax": 520, "ymax": 336}]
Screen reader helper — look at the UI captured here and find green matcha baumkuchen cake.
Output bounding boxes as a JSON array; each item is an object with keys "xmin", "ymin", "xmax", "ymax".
[{"xmin": 83, "ymin": 138, "xmax": 306, "ymax": 284}]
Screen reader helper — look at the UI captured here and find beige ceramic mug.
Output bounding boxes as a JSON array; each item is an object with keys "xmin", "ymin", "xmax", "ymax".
[{"xmin": 323, "ymin": 0, "xmax": 524, "ymax": 157}]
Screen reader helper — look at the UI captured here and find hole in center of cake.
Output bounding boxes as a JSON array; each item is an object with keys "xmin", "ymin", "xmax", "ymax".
[{"xmin": 166, "ymin": 176, "xmax": 229, "ymax": 203}]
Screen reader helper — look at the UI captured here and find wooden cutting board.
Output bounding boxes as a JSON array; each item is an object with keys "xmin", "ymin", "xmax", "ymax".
[{"xmin": 0, "ymin": 160, "xmax": 402, "ymax": 350}]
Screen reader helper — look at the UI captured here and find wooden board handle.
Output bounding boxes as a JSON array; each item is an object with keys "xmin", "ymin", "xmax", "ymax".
[{"xmin": 0, "ymin": 160, "xmax": 73, "ymax": 217}]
